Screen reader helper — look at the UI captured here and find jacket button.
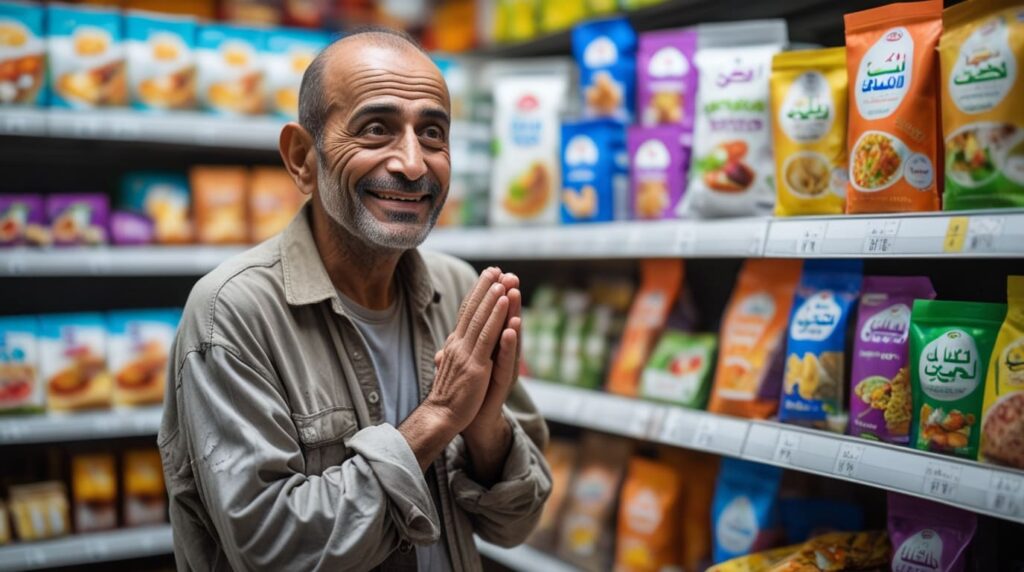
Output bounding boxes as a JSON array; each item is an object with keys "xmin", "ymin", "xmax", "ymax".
[{"xmin": 368, "ymin": 391, "xmax": 380, "ymax": 404}]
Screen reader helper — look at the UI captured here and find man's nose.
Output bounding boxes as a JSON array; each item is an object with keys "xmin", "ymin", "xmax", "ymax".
[{"xmin": 386, "ymin": 126, "xmax": 428, "ymax": 181}]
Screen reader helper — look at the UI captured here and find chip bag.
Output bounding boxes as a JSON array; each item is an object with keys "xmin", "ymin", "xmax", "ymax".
[
  {"xmin": 191, "ymin": 166, "xmax": 248, "ymax": 245},
  {"xmin": 614, "ymin": 456, "xmax": 683, "ymax": 572},
  {"xmin": 639, "ymin": 330, "xmax": 717, "ymax": 408},
  {"xmin": 529, "ymin": 439, "xmax": 578, "ymax": 551},
  {"xmin": 767, "ymin": 530, "xmax": 891, "ymax": 572},
  {"xmin": 658, "ymin": 447, "xmax": 719, "ymax": 572},
  {"xmin": 712, "ymin": 457, "xmax": 783, "ymax": 564},
  {"xmin": 888, "ymin": 492, "xmax": 977, "ymax": 572},
  {"xmin": 706, "ymin": 545, "xmax": 800, "ymax": 572},
  {"xmin": 572, "ymin": 17, "xmax": 637, "ymax": 122},
  {"xmin": 981, "ymin": 276, "xmax": 1024, "ymax": 468}
]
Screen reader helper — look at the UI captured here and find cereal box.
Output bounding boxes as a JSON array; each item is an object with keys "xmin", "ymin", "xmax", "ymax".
[
  {"xmin": 46, "ymin": 194, "xmax": 109, "ymax": 246},
  {"xmin": 0, "ymin": 316, "xmax": 41, "ymax": 413},
  {"xmin": 637, "ymin": 28, "xmax": 698, "ymax": 135},
  {"xmin": 560, "ymin": 119, "xmax": 629, "ymax": 223},
  {"xmin": 108, "ymin": 309, "xmax": 179, "ymax": 407},
  {"xmin": 125, "ymin": 10, "xmax": 197, "ymax": 111},
  {"xmin": 265, "ymin": 27, "xmax": 328, "ymax": 119},
  {"xmin": 39, "ymin": 313, "xmax": 111, "ymax": 411},
  {"xmin": 0, "ymin": 194, "xmax": 46, "ymax": 246},
  {"xmin": 47, "ymin": 3, "xmax": 127, "ymax": 108},
  {"xmin": 120, "ymin": 171, "xmax": 192, "ymax": 244},
  {"xmin": 0, "ymin": 1, "xmax": 46, "ymax": 106},
  {"xmin": 628, "ymin": 125, "xmax": 689, "ymax": 219},
  {"xmin": 196, "ymin": 23, "xmax": 265, "ymax": 115}
]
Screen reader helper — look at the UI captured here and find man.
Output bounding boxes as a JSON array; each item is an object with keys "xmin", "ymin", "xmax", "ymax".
[{"xmin": 158, "ymin": 28, "xmax": 551, "ymax": 571}]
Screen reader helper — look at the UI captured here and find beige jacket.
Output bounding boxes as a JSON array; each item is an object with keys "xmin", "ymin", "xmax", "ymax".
[{"xmin": 158, "ymin": 205, "xmax": 551, "ymax": 571}]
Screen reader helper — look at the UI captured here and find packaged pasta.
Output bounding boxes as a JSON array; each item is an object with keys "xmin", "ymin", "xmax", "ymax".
[
  {"xmin": 191, "ymin": 166, "xmax": 248, "ymax": 244},
  {"xmin": 636, "ymin": 28, "xmax": 698, "ymax": 134},
  {"xmin": 888, "ymin": 493, "xmax": 976, "ymax": 572},
  {"xmin": 0, "ymin": 1, "xmax": 46, "ymax": 106},
  {"xmin": 560, "ymin": 120, "xmax": 630, "ymax": 223},
  {"xmin": 712, "ymin": 457, "xmax": 783, "ymax": 564},
  {"xmin": 639, "ymin": 330, "xmax": 717, "ymax": 409},
  {"xmin": 125, "ymin": 11, "xmax": 197, "ymax": 111},
  {"xmin": 528, "ymin": 440, "xmax": 578, "ymax": 551},
  {"xmin": 709, "ymin": 259, "xmax": 802, "ymax": 419},
  {"xmin": 940, "ymin": 0, "xmax": 1024, "ymax": 210},
  {"xmin": 0, "ymin": 316, "xmax": 41, "ymax": 413},
  {"xmin": 614, "ymin": 456, "xmax": 683, "ymax": 572},
  {"xmin": 910, "ymin": 299, "xmax": 1006, "ymax": 459},
  {"xmin": 628, "ymin": 125, "xmax": 689, "ymax": 219},
  {"xmin": 72, "ymin": 453, "xmax": 118, "ymax": 532},
  {"xmin": 845, "ymin": 0, "xmax": 943, "ymax": 213},
  {"xmin": 39, "ymin": 313, "xmax": 111, "ymax": 411},
  {"xmin": 47, "ymin": 4, "xmax": 127, "ymax": 108},
  {"xmin": 850, "ymin": 276, "xmax": 936, "ymax": 444},
  {"xmin": 572, "ymin": 17, "xmax": 636, "ymax": 122},
  {"xmin": 981, "ymin": 276, "xmax": 1024, "ymax": 468},
  {"xmin": 771, "ymin": 47, "xmax": 849, "ymax": 216}
]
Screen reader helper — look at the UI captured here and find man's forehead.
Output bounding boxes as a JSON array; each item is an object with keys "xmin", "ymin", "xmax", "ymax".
[{"xmin": 322, "ymin": 41, "xmax": 449, "ymax": 111}]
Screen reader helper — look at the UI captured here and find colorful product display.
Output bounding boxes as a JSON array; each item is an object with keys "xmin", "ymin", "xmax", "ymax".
[
  {"xmin": 47, "ymin": 4, "xmax": 127, "ymax": 109},
  {"xmin": 614, "ymin": 456, "xmax": 683, "ymax": 572},
  {"xmin": 639, "ymin": 330, "xmax": 717, "ymax": 409},
  {"xmin": 39, "ymin": 313, "xmax": 111, "ymax": 412},
  {"xmin": 572, "ymin": 17, "xmax": 637, "ymax": 122},
  {"xmin": 981, "ymin": 276, "xmax": 1024, "ymax": 468},
  {"xmin": 711, "ymin": 457, "xmax": 783, "ymax": 564},
  {"xmin": 636, "ymin": 28, "xmax": 698, "ymax": 134},
  {"xmin": 125, "ymin": 11, "xmax": 197, "ymax": 111},
  {"xmin": 195, "ymin": 23, "xmax": 265, "ymax": 115},
  {"xmin": 560, "ymin": 120, "xmax": 629, "ymax": 223},
  {"xmin": 628, "ymin": 125, "xmax": 689, "ymax": 219},
  {"xmin": 0, "ymin": 1, "xmax": 46, "ymax": 106},
  {"xmin": 108, "ymin": 309, "xmax": 179, "ymax": 407},
  {"xmin": 888, "ymin": 493, "xmax": 977, "ymax": 572}
]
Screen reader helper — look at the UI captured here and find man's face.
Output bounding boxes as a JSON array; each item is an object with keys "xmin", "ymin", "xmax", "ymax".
[{"xmin": 315, "ymin": 41, "xmax": 451, "ymax": 251}]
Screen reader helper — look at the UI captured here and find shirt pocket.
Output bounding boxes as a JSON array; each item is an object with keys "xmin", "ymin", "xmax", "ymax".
[{"xmin": 292, "ymin": 406, "xmax": 359, "ymax": 476}]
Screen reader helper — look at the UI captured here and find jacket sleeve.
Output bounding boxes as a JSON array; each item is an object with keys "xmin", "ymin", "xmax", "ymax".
[{"xmin": 177, "ymin": 344, "xmax": 439, "ymax": 571}]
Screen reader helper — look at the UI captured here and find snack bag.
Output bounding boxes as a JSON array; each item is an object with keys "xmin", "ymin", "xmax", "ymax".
[
  {"xmin": 614, "ymin": 456, "xmax": 683, "ymax": 572},
  {"xmin": 709, "ymin": 259, "xmax": 802, "ymax": 419},
  {"xmin": 940, "ymin": 0, "xmax": 1024, "ymax": 210},
  {"xmin": 250, "ymin": 166, "xmax": 304, "ymax": 242},
  {"xmin": 539, "ymin": 0, "xmax": 586, "ymax": 34},
  {"xmin": 39, "ymin": 313, "xmax": 111, "ymax": 411},
  {"xmin": 0, "ymin": 316, "xmax": 41, "ymax": 413},
  {"xmin": 628, "ymin": 125, "xmax": 690, "ymax": 219},
  {"xmin": 120, "ymin": 172, "xmax": 192, "ymax": 244},
  {"xmin": 528, "ymin": 440, "xmax": 578, "ymax": 551},
  {"xmin": 637, "ymin": 28, "xmax": 698, "ymax": 135},
  {"xmin": 706, "ymin": 545, "xmax": 800, "ymax": 572},
  {"xmin": 108, "ymin": 309, "xmax": 179, "ymax": 407},
  {"xmin": 561, "ymin": 120, "xmax": 630, "ymax": 223},
  {"xmin": 123, "ymin": 449, "xmax": 167, "ymax": 527},
  {"xmin": 0, "ymin": 195, "xmax": 47, "ymax": 246},
  {"xmin": 47, "ymin": 4, "xmax": 127, "ymax": 108},
  {"xmin": 910, "ymin": 299, "xmax": 1006, "ymax": 459},
  {"xmin": 888, "ymin": 493, "xmax": 977, "ymax": 572},
  {"xmin": 712, "ymin": 457, "xmax": 783, "ymax": 564},
  {"xmin": 845, "ymin": 0, "xmax": 943, "ymax": 213},
  {"xmin": 196, "ymin": 24, "xmax": 265, "ymax": 115},
  {"xmin": 658, "ymin": 447, "xmax": 719, "ymax": 572},
  {"xmin": 768, "ymin": 530, "xmax": 891, "ymax": 571},
  {"xmin": 109, "ymin": 211, "xmax": 155, "ymax": 245},
  {"xmin": 683, "ymin": 20, "xmax": 788, "ymax": 218},
  {"xmin": 771, "ymin": 47, "xmax": 849, "ymax": 216},
  {"xmin": 125, "ymin": 11, "xmax": 197, "ymax": 111},
  {"xmin": 46, "ymin": 194, "xmax": 109, "ymax": 246},
  {"xmin": 0, "ymin": 1, "xmax": 46, "ymax": 106},
  {"xmin": 780, "ymin": 259, "xmax": 863, "ymax": 432},
  {"xmin": 572, "ymin": 18, "xmax": 636, "ymax": 122},
  {"xmin": 265, "ymin": 27, "xmax": 328, "ymax": 119},
  {"xmin": 9, "ymin": 482, "xmax": 70, "ymax": 541},
  {"xmin": 71, "ymin": 454, "xmax": 117, "ymax": 532},
  {"xmin": 850, "ymin": 276, "xmax": 936, "ymax": 444},
  {"xmin": 639, "ymin": 330, "xmax": 717, "ymax": 408},
  {"xmin": 981, "ymin": 276, "xmax": 1024, "ymax": 468},
  {"xmin": 607, "ymin": 259, "xmax": 684, "ymax": 397},
  {"xmin": 191, "ymin": 166, "xmax": 248, "ymax": 244}
]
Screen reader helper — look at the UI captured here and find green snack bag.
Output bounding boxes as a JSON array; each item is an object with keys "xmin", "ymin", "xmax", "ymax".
[
  {"xmin": 910, "ymin": 299, "xmax": 1007, "ymax": 459},
  {"xmin": 639, "ymin": 331, "xmax": 718, "ymax": 408},
  {"xmin": 559, "ymin": 290, "xmax": 591, "ymax": 386}
]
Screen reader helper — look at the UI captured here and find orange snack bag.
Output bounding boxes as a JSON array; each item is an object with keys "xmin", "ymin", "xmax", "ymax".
[
  {"xmin": 658, "ymin": 447, "xmax": 720, "ymax": 572},
  {"xmin": 615, "ymin": 456, "xmax": 683, "ymax": 572},
  {"xmin": 709, "ymin": 259, "xmax": 802, "ymax": 418},
  {"xmin": 191, "ymin": 166, "xmax": 248, "ymax": 244},
  {"xmin": 845, "ymin": 0, "xmax": 943, "ymax": 213},
  {"xmin": 607, "ymin": 259, "xmax": 684, "ymax": 397},
  {"xmin": 528, "ymin": 439, "xmax": 579, "ymax": 551},
  {"xmin": 249, "ymin": 167, "xmax": 304, "ymax": 243}
]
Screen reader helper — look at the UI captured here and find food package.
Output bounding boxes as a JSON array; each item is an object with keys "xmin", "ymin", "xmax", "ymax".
[
  {"xmin": 639, "ymin": 330, "xmax": 717, "ymax": 408},
  {"xmin": 493, "ymin": 0, "xmax": 539, "ymax": 44},
  {"xmin": 706, "ymin": 545, "xmax": 800, "ymax": 572},
  {"xmin": 250, "ymin": 166, "xmax": 304, "ymax": 242},
  {"xmin": 539, "ymin": 0, "xmax": 585, "ymax": 34},
  {"xmin": 572, "ymin": 18, "xmax": 636, "ymax": 122},
  {"xmin": 120, "ymin": 171, "xmax": 193, "ymax": 244},
  {"xmin": 47, "ymin": 194, "xmax": 109, "ymax": 246},
  {"xmin": 557, "ymin": 432, "xmax": 632, "ymax": 572},
  {"xmin": 607, "ymin": 259, "xmax": 684, "ymax": 397},
  {"xmin": 888, "ymin": 492, "xmax": 977, "ymax": 572},
  {"xmin": 40, "ymin": 313, "xmax": 111, "ymax": 411},
  {"xmin": 125, "ymin": 11, "xmax": 197, "ymax": 111},
  {"xmin": 265, "ymin": 27, "xmax": 328, "ymax": 119},
  {"xmin": 109, "ymin": 210, "xmax": 155, "ymax": 245},
  {"xmin": 940, "ymin": 0, "xmax": 1024, "ymax": 210},
  {"xmin": 490, "ymin": 74, "xmax": 567, "ymax": 226},
  {"xmin": 528, "ymin": 440, "xmax": 578, "ymax": 551},
  {"xmin": 527, "ymin": 286, "xmax": 565, "ymax": 381},
  {"xmin": 191, "ymin": 166, "xmax": 248, "ymax": 244},
  {"xmin": 0, "ymin": 194, "xmax": 47, "ymax": 246},
  {"xmin": 0, "ymin": 500, "xmax": 8, "ymax": 545},
  {"xmin": 682, "ymin": 19, "xmax": 788, "ymax": 218},
  {"xmin": 0, "ymin": 1, "xmax": 46, "ymax": 106},
  {"xmin": 771, "ymin": 47, "xmax": 849, "ymax": 216},
  {"xmin": 981, "ymin": 276, "xmax": 1024, "ymax": 467},
  {"xmin": 657, "ymin": 447, "xmax": 719, "ymax": 571},
  {"xmin": 196, "ymin": 24, "xmax": 265, "ymax": 115},
  {"xmin": 779, "ymin": 498, "xmax": 864, "ymax": 544},
  {"xmin": 767, "ymin": 530, "xmax": 891, "ymax": 571},
  {"xmin": 850, "ymin": 276, "xmax": 936, "ymax": 444},
  {"xmin": 780, "ymin": 259, "xmax": 864, "ymax": 432},
  {"xmin": 558, "ymin": 290, "xmax": 592, "ymax": 387},
  {"xmin": 123, "ymin": 448, "xmax": 167, "ymax": 526},
  {"xmin": 47, "ymin": 4, "xmax": 127, "ymax": 108},
  {"xmin": 72, "ymin": 453, "xmax": 118, "ymax": 532},
  {"xmin": 108, "ymin": 309, "xmax": 179, "ymax": 407},
  {"xmin": 636, "ymin": 28, "xmax": 698, "ymax": 134},
  {"xmin": 712, "ymin": 457, "xmax": 783, "ymax": 564},
  {"xmin": 9, "ymin": 482, "xmax": 70, "ymax": 541},
  {"xmin": 561, "ymin": 120, "xmax": 630, "ymax": 223},
  {"xmin": 628, "ymin": 125, "xmax": 690, "ymax": 219},
  {"xmin": 0, "ymin": 316, "xmax": 41, "ymax": 413},
  {"xmin": 910, "ymin": 298, "xmax": 1006, "ymax": 459},
  {"xmin": 709, "ymin": 259, "xmax": 802, "ymax": 419},
  {"xmin": 614, "ymin": 456, "xmax": 683, "ymax": 572},
  {"xmin": 845, "ymin": 0, "xmax": 943, "ymax": 213}
]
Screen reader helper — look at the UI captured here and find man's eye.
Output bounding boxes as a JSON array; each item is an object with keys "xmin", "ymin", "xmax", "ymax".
[
  {"xmin": 362, "ymin": 123, "xmax": 388, "ymax": 137},
  {"xmin": 422, "ymin": 126, "xmax": 445, "ymax": 140}
]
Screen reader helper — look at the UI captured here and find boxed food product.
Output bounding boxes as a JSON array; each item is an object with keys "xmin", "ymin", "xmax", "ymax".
[
  {"xmin": 845, "ymin": 0, "xmax": 943, "ymax": 213},
  {"xmin": 771, "ymin": 47, "xmax": 849, "ymax": 216},
  {"xmin": 528, "ymin": 440, "xmax": 578, "ymax": 551},
  {"xmin": 712, "ymin": 457, "xmax": 783, "ymax": 564},
  {"xmin": 265, "ymin": 27, "xmax": 328, "ymax": 119},
  {"xmin": 888, "ymin": 493, "xmax": 976, "ymax": 572},
  {"xmin": 850, "ymin": 276, "xmax": 936, "ymax": 444},
  {"xmin": 561, "ymin": 120, "xmax": 629, "ymax": 223},
  {"xmin": 0, "ymin": 1, "xmax": 46, "ymax": 106},
  {"xmin": 46, "ymin": 194, "xmax": 109, "ymax": 246},
  {"xmin": 769, "ymin": 530, "xmax": 891, "ymax": 571},
  {"xmin": 191, "ymin": 166, "xmax": 248, "ymax": 244},
  {"xmin": 780, "ymin": 259, "xmax": 863, "ymax": 432},
  {"xmin": 120, "ymin": 171, "xmax": 193, "ymax": 244},
  {"xmin": 637, "ymin": 28, "xmax": 698, "ymax": 134},
  {"xmin": 47, "ymin": 3, "xmax": 127, "ymax": 108},
  {"xmin": 940, "ymin": 0, "xmax": 1024, "ymax": 210},
  {"xmin": 109, "ymin": 210, "xmax": 155, "ymax": 245},
  {"xmin": 9, "ymin": 482, "xmax": 70, "ymax": 541},
  {"xmin": 0, "ymin": 315, "xmax": 41, "ymax": 413},
  {"xmin": 39, "ymin": 313, "xmax": 111, "ymax": 411},
  {"xmin": 682, "ymin": 20, "xmax": 788, "ymax": 218},
  {"xmin": 981, "ymin": 276, "xmax": 1024, "ymax": 468},
  {"xmin": 108, "ymin": 309, "xmax": 179, "ymax": 407},
  {"xmin": 910, "ymin": 299, "xmax": 1006, "ymax": 459},
  {"xmin": 196, "ymin": 23, "xmax": 265, "ymax": 115},
  {"xmin": 572, "ymin": 17, "xmax": 636, "ymax": 122},
  {"xmin": 639, "ymin": 330, "xmax": 717, "ymax": 408},
  {"xmin": 125, "ymin": 10, "xmax": 196, "ymax": 111},
  {"xmin": 628, "ymin": 125, "xmax": 689, "ymax": 219},
  {"xmin": 614, "ymin": 456, "xmax": 683, "ymax": 572},
  {"xmin": 123, "ymin": 448, "xmax": 167, "ymax": 526},
  {"xmin": 709, "ymin": 259, "xmax": 802, "ymax": 419},
  {"xmin": 71, "ymin": 453, "xmax": 117, "ymax": 532},
  {"xmin": 250, "ymin": 166, "xmax": 303, "ymax": 242},
  {"xmin": 490, "ymin": 74, "xmax": 567, "ymax": 226},
  {"xmin": 0, "ymin": 194, "xmax": 47, "ymax": 246}
]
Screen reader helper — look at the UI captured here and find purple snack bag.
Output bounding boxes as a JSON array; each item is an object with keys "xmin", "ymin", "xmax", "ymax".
[
  {"xmin": 850, "ymin": 276, "xmax": 936, "ymax": 444},
  {"xmin": 0, "ymin": 195, "xmax": 45, "ymax": 246},
  {"xmin": 888, "ymin": 493, "xmax": 976, "ymax": 572},
  {"xmin": 637, "ymin": 29, "xmax": 698, "ymax": 139},
  {"xmin": 628, "ymin": 125, "xmax": 689, "ymax": 220},
  {"xmin": 109, "ymin": 211, "xmax": 154, "ymax": 246},
  {"xmin": 46, "ymin": 194, "xmax": 110, "ymax": 246}
]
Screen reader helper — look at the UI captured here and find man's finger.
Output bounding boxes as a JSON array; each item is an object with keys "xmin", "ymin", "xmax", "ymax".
[
  {"xmin": 465, "ymin": 282, "xmax": 505, "ymax": 342},
  {"xmin": 490, "ymin": 328, "xmax": 519, "ymax": 393},
  {"xmin": 499, "ymin": 272, "xmax": 519, "ymax": 293},
  {"xmin": 507, "ymin": 288, "xmax": 522, "ymax": 321},
  {"xmin": 455, "ymin": 267, "xmax": 501, "ymax": 337},
  {"xmin": 473, "ymin": 296, "xmax": 509, "ymax": 362}
]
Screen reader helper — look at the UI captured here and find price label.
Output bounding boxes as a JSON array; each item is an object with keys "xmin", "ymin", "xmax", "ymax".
[
  {"xmin": 943, "ymin": 217, "xmax": 969, "ymax": 253},
  {"xmin": 691, "ymin": 416, "xmax": 718, "ymax": 449},
  {"xmin": 773, "ymin": 431, "xmax": 801, "ymax": 465},
  {"xmin": 862, "ymin": 236, "xmax": 894, "ymax": 254},
  {"xmin": 966, "ymin": 216, "xmax": 1004, "ymax": 252},
  {"xmin": 832, "ymin": 443, "xmax": 865, "ymax": 477},
  {"xmin": 986, "ymin": 471, "xmax": 1024, "ymax": 517},
  {"xmin": 795, "ymin": 223, "xmax": 827, "ymax": 255},
  {"xmin": 627, "ymin": 405, "xmax": 653, "ymax": 438},
  {"xmin": 675, "ymin": 226, "xmax": 697, "ymax": 255},
  {"xmin": 922, "ymin": 461, "xmax": 962, "ymax": 500}
]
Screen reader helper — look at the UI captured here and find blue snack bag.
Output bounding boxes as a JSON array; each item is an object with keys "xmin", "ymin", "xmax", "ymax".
[
  {"xmin": 712, "ymin": 457, "xmax": 783, "ymax": 564},
  {"xmin": 560, "ymin": 120, "xmax": 629, "ymax": 223},
  {"xmin": 572, "ymin": 17, "xmax": 637, "ymax": 122},
  {"xmin": 780, "ymin": 259, "xmax": 863, "ymax": 431},
  {"xmin": 47, "ymin": 3, "xmax": 127, "ymax": 109}
]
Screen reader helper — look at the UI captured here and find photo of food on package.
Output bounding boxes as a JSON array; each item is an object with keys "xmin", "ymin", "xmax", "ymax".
[
  {"xmin": 196, "ymin": 24, "xmax": 265, "ymax": 115},
  {"xmin": 572, "ymin": 17, "xmax": 636, "ymax": 121},
  {"xmin": 560, "ymin": 120, "xmax": 629, "ymax": 223},
  {"xmin": 0, "ymin": 2, "xmax": 46, "ymax": 105},
  {"xmin": 637, "ymin": 28, "xmax": 698, "ymax": 132},
  {"xmin": 981, "ymin": 276, "xmax": 1024, "ymax": 468},
  {"xmin": 191, "ymin": 166, "xmax": 248, "ymax": 244},
  {"xmin": 628, "ymin": 125, "xmax": 689, "ymax": 219},
  {"xmin": 265, "ymin": 28, "xmax": 329, "ymax": 119},
  {"xmin": 888, "ymin": 493, "xmax": 977, "ymax": 572},
  {"xmin": 0, "ymin": 316, "xmax": 41, "ymax": 413},
  {"xmin": 46, "ymin": 194, "xmax": 109, "ymax": 246},
  {"xmin": 108, "ymin": 309, "xmax": 179, "ymax": 407},
  {"xmin": 47, "ymin": 4, "xmax": 127, "ymax": 108},
  {"xmin": 614, "ymin": 456, "xmax": 683, "ymax": 572},
  {"xmin": 640, "ymin": 330, "xmax": 717, "ymax": 409},
  {"xmin": 0, "ymin": 195, "xmax": 47, "ymax": 246},
  {"xmin": 39, "ymin": 313, "xmax": 111, "ymax": 411},
  {"xmin": 125, "ymin": 11, "xmax": 196, "ymax": 111}
]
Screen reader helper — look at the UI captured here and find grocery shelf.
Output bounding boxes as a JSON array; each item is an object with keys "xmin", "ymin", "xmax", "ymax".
[
  {"xmin": 0, "ymin": 525, "xmax": 173, "ymax": 571},
  {"xmin": 476, "ymin": 539, "xmax": 578, "ymax": 572},
  {"xmin": 523, "ymin": 377, "xmax": 1024, "ymax": 524},
  {"xmin": 0, "ymin": 406, "xmax": 162, "ymax": 445},
  {"xmin": 0, "ymin": 246, "xmax": 247, "ymax": 276}
]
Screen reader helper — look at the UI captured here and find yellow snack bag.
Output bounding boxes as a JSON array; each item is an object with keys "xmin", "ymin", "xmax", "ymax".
[
  {"xmin": 705, "ymin": 545, "xmax": 801, "ymax": 572},
  {"xmin": 771, "ymin": 47, "xmax": 849, "ymax": 216},
  {"xmin": 981, "ymin": 275, "xmax": 1024, "ymax": 468},
  {"xmin": 614, "ymin": 456, "xmax": 683, "ymax": 572}
]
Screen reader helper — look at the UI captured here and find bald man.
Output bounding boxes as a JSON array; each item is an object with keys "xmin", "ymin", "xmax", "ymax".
[{"xmin": 159, "ymin": 29, "xmax": 551, "ymax": 572}]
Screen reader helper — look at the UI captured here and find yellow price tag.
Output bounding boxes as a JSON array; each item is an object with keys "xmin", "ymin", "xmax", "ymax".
[{"xmin": 943, "ymin": 217, "xmax": 969, "ymax": 253}]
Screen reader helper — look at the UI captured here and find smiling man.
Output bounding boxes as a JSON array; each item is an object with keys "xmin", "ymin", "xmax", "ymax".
[{"xmin": 158, "ymin": 29, "xmax": 551, "ymax": 571}]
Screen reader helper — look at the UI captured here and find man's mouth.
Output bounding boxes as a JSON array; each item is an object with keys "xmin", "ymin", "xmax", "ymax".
[{"xmin": 365, "ymin": 190, "xmax": 430, "ymax": 203}]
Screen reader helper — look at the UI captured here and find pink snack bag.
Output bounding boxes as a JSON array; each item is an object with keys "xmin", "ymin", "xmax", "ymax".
[
  {"xmin": 636, "ymin": 28, "xmax": 698, "ymax": 141},
  {"xmin": 888, "ymin": 493, "xmax": 976, "ymax": 572}
]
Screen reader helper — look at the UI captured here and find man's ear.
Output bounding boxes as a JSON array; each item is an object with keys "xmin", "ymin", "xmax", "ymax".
[{"xmin": 279, "ymin": 123, "xmax": 317, "ymax": 196}]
